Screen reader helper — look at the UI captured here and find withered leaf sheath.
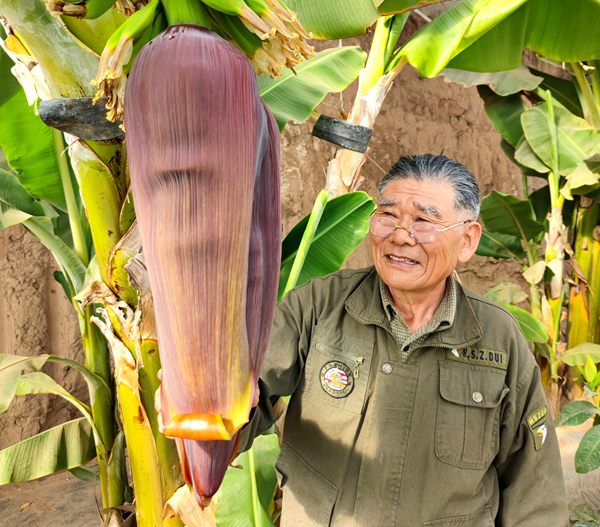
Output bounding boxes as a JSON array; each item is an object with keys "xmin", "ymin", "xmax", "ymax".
[{"xmin": 124, "ymin": 24, "xmax": 281, "ymax": 504}]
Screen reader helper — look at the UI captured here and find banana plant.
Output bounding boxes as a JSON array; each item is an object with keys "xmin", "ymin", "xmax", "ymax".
[
  {"xmin": 443, "ymin": 61, "xmax": 600, "ymax": 416},
  {"xmin": 0, "ymin": 2, "xmax": 369, "ymax": 525},
  {"xmin": 7, "ymin": 0, "xmax": 600, "ymax": 523}
]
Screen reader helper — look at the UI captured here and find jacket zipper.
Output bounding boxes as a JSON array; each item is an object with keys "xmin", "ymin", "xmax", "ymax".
[{"xmin": 315, "ymin": 343, "xmax": 365, "ymax": 379}]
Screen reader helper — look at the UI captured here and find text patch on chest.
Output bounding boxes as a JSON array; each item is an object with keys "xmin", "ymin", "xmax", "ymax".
[{"xmin": 446, "ymin": 347, "xmax": 508, "ymax": 370}]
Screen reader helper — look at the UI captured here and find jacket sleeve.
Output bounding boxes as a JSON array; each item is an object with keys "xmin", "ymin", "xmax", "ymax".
[
  {"xmin": 494, "ymin": 347, "xmax": 569, "ymax": 527},
  {"xmin": 237, "ymin": 286, "xmax": 313, "ymax": 453}
]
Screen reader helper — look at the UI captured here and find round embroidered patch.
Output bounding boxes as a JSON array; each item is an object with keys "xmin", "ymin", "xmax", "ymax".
[{"xmin": 320, "ymin": 361, "xmax": 354, "ymax": 398}]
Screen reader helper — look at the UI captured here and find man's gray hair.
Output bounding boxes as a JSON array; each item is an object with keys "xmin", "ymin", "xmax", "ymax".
[{"xmin": 378, "ymin": 154, "xmax": 480, "ymax": 219}]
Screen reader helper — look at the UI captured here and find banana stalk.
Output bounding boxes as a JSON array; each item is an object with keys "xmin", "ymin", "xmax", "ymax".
[
  {"xmin": 324, "ymin": 14, "xmax": 409, "ymax": 197},
  {"xmin": 67, "ymin": 138, "xmax": 123, "ymax": 286},
  {"xmin": 124, "ymin": 25, "xmax": 281, "ymax": 505},
  {"xmin": 568, "ymin": 200, "xmax": 599, "ymax": 347}
]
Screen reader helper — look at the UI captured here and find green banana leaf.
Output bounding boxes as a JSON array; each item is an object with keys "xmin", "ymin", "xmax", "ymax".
[
  {"xmin": 512, "ymin": 138, "xmax": 550, "ymax": 176},
  {"xmin": 500, "ymin": 140, "xmax": 546, "ymax": 179},
  {"xmin": 521, "ymin": 104, "xmax": 600, "ymax": 175},
  {"xmin": 0, "ymin": 417, "xmax": 96, "ymax": 484},
  {"xmin": 282, "ymin": 190, "xmax": 329, "ymax": 298},
  {"xmin": 561, "ymin": 343, "xmax": 600, "ymax": 367},
  {"xmin": 0, "ymin": 50, "xmax": 67, "ymax": 211},
  {"xmin": 215, "ymin": 435, "xmax": 280, "ymax": 526},
  {"xmin": 477, "ymin": 87, "xmax": 527, "ymax": 148},
  {"xmin": 17, "ymin": 372, "xmax": 92, "ymax": 417},
  {"xmin": 446, "ymin": 0, "xmax": 600, "ymax": 73},
  {"xmin": 0, "ymin": 168, "xmax": 45, "ymax": 228},
  {"xmin": 500, "ymin": 303, "xmax": 548, "ymax": 343},
  {"xmin": 0, "ymin": 353, "xmax": 51, "ymax": 413},
  {"xmin": 0, "ymin": 0, "xmax": 99, "ymax": 98},
  {"xmin": 484, "ymin": 281, "xmax": 527, "ymax": 305},
  {"xmin": 259, "ymin": 46, "xmax": 367, "ymax": 132},
  {"xmin": 479, "ymin": 190, "xmax": 544, "ymax": 241},
  {"xmin": 286, "ymin": 0, "xmax": 379, "ymax": 39},
  {"xmin": 555, "ymin": 401, "xmax": 600, "ymax": 428},
  {"xmin": 530, "ymin": 67, "xmax": 583, "ymax": 119},
  {"xmin": 378, "ymin": 0, "xmax": 447, "ymax": 15},
  {"xmin": 398, "ymin": 0, "xmax": 600, "ymax": 78},
  {"xmin": 442, "ymin": 67, "xmax": 543, "ymax": 97},
  {"xmin": 23, "ymin": 217, "xmax": 87, "ymax": 292},
  {"xmin": 575, "ymin": 425, "xmax": 600, "ymax": 474},
  {"xmin": 278, "ymin": 192, "xmax": 375, "ymax": 301},
  {"xmin": 476, "ymin": 229, "xmax": 526, "ymax": 260}
]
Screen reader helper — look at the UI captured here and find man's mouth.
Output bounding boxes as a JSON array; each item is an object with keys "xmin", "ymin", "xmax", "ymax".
[{"xmin": 388, "ymin": 255, "xmax": 420, "ymax": 265}]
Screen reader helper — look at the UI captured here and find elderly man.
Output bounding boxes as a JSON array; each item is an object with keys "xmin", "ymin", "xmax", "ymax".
[{"xmin": 239, "ymin": 154, "xmax": 569, "ymax": 526}]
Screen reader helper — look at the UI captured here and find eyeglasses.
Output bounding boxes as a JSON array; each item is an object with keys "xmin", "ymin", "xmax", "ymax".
[{"xmin": 368, "ymin": 216, "xmax": 471, "ymax": 244}]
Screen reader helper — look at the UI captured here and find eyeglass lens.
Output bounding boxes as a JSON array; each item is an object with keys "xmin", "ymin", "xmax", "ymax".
[{"xmin": 369, "ymin": 217, "xmax": 438, "ymax": 243}]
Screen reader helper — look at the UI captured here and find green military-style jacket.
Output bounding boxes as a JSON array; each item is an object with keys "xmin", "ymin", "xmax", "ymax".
[{"xmin": 239, "ymin": 267, "xmax": 569, "ymax": 527}]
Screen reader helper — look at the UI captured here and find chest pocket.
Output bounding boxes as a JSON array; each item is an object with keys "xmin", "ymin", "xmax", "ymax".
[
  {"xmin": 301, "ymin": 325, "xmax": 374, "ymax": 414},
  {"xmin": 435, "ymin": 360, "xmax": 509, "ymax": 470}
]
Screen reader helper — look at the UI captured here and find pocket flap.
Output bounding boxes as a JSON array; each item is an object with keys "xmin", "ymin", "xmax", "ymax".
[{"xmin": 439, "ymin": 360, "xmax": 509, "ymax": 409}]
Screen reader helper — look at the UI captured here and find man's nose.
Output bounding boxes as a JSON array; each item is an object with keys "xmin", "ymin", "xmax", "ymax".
[{"xmin": 391, "ymin": 225, "xmax": 417, "ymax": 246}]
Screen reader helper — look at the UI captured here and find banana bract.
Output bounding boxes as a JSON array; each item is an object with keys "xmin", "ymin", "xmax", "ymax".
[{"xmin": 125, "ymin": 24, "xmax": 281, "ymax": 504}]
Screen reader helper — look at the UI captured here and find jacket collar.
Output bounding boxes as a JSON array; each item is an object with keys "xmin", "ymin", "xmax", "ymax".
[{"xmin": 345, "ymin": 266, "xmax": 482, "ymax": 348}]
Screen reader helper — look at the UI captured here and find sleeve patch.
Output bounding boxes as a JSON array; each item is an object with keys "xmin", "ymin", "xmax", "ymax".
[{"xmin": 527, "ymin": 404, "xmax": 548, "ymax": 450}]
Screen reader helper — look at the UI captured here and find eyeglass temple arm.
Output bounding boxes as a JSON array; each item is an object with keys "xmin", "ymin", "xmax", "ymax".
[{"xmin": 437, "ymin": 219, "xmax": 472, "ymax": 232}]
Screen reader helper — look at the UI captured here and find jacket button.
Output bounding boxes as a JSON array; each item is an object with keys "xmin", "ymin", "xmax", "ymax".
[
  {"xmin": 472, "ymin": 392, "xmax": 483, "ymax": 403},
  {"xmin": 382, "ymin": 363, "xmax": 393, "ymax": 374}
]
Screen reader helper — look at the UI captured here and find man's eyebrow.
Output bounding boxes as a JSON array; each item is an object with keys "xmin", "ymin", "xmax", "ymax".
[
  {"xmin": 415, "ymin": 202, "xmax": 443, "ymax": 219},
  {"xmin": 377, "ymin": 198, "xmax": 397, "ymax": 207}
]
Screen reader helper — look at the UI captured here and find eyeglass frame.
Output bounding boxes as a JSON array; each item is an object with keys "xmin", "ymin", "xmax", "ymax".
[{"xmin": 368, "ymin": 214, "xmax": 472, "ymax": 244}]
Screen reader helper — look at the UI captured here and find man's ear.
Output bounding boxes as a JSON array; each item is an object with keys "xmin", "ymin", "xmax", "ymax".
[{"xmin": 457, "ymin": 221, "xmax": 482, "ymax": 263}]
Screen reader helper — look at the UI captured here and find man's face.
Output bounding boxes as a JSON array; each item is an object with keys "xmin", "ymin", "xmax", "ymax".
[{"xmin": 369, "ymin": 178, "xmax": 481, "ymax": 296}]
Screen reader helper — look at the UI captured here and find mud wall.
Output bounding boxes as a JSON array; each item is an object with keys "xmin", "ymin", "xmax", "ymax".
[{"xmin": 0, "ymin": 16, "xmax": 527, "ymax": 448}]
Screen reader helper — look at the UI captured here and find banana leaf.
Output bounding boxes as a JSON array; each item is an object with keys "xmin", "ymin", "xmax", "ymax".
[
  {"xmin": 278, "ymin": 192, "xmax": 375, "ymax": 300},
  {"xmin": 281, "ymin": 190, "xmax": 329, "ymax": 298},
  {"xmin": 0, "ymin": 50, "xmax": 67, "ymax": 211},
  {"xmin": 479, "ymin": 190, "xmax": 544, "ymax": 242},
  {"xmin": 258, "ymin": 46, "xmax": 367, "ymax": 132},
  {"xmin": 0, "ymin": 418, "xmax": 96, "ymax": 484},
  {"xmin": 477, "ymin": 87, "xmax": 527, "ymax": 149},
  {"xmin": 484, "ymin": 281, "xmax": 528, "ymax": 305},
  {"xmin": 521, "ymin": 104, "xmax": 600, "ymax": 175},
  {"xmin": 476, "ymin": 229, "xmax": 526, "ymax": 260},
  {"xmin": 561, "ymin": 343, "xmax": 600, "ymax": 367},
  {"xmin": 500, "ymin": 303, "xmax": 549, "ymax": 343},
  {"xmin": 556, "ymin": 401, "xmax": 600, "ymax": 428},
  {"xmin": 0, "ymin": 168, "xmax": 45, "ymax": 228},
  {"xmin": 398, "ymin": 0, "xmax": 600, "ymax": 78},
  {"xmin": 285, "ymin": 0, "xmax": 380, "ymax": 39},
  {"xmin": 530, "ymin": 67, "xmax": 583, "ymax": 119},
  {"xmin": 378, "ymin": 0, "xmax": 447, "ymax": 15},
  {"xmin": 215, "ymin": 435, "xmax": 280, "ymax": 526},
  {"xmin": 575, "ymin": 425, "xmax": 600, "ymax": 474},
  {"xmin": 449, "ymin": 0, "xmax": 600, "ymax": 71},
  {"xmin": 442, "ymin": 67, "xmax": 543, "ymax": 97}
]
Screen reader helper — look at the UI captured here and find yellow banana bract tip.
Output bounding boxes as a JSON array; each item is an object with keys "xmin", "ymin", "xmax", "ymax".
[{"xmin": 164, "ymin": 413, "xmax": 233, "ymax": 441}]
